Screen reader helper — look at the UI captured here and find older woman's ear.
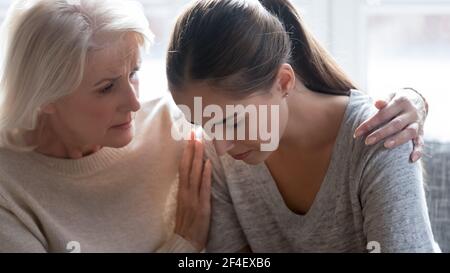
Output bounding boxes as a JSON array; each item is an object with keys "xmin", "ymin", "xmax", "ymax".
[{"xmin": 40, "ymin": 103, "xmax": 57, "ymax": 114}]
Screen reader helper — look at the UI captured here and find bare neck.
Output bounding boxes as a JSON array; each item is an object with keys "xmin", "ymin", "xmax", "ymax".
[
  {"xmin": 32, "ymin": 115, "xmax": 102, "ymax": 159},
  {"xmin": 277, "ymin": 82, "xmax": 349, "ymax": 156}
]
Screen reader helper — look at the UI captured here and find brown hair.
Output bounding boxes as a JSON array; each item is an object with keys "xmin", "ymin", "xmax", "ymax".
[{"xmin": 166, "ymin": 0, "xmax": 355, "ymax": 98}]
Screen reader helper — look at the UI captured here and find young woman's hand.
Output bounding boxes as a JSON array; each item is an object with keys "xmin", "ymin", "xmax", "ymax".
[
  {"xmin": 175, "ymin": 131, "xmax": 212, "ymax": 251},
  {"xmin": 354, "ymin": 88, "xmax": 428, "ymax": 162}
]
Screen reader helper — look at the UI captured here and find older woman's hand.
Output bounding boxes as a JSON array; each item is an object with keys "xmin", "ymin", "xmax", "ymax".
[
  {"xmin": 354, "ymin": 88, "xmax": 428, "ymax": 163},
  {"xmin": 175, "ymin": 131, "xmax": 212, "ymax": 251}
]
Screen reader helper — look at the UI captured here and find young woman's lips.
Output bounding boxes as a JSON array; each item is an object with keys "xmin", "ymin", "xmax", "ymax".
[
  {"xmin": 231, "ymin": 150, "xmax": 252, "ymax": 160},
  {"xmin": 111, "ymin": 120, "xmax": 132, "ymax": 130}
]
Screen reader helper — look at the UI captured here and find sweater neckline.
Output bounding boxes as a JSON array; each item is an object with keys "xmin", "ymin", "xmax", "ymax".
[{"xmin": 26, "ymin": 145, "xmax": 130, "ymax": 177}]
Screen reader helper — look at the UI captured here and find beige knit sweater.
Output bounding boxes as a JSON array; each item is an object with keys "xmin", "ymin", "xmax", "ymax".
[{"xmin": 0, "ymin": 95, "xmax": 199, "ymax": 253}]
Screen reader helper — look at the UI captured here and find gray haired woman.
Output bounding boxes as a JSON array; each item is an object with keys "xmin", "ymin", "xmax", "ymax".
[{"xmin": 0, "ymin": 0, "xmax": 211, "ymax": 252}]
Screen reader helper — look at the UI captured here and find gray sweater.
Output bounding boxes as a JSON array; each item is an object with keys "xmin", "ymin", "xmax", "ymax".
[{"xmin": 206, "ymin": 90, "xmax": 441, "ymax": 253}]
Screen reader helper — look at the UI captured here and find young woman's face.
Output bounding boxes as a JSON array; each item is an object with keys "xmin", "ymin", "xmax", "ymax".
[
  {"xmin": 45, "ymin": 34, "xmax": 142, "ymax": 149},
  {"xmin": 171, "ymin": 71, "xmax": 293, "ymax": 165}
]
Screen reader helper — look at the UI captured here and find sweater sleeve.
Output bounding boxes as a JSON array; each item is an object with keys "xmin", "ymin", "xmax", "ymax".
[
  {"xmin": 0, "ymin": 194, "xmax": 47, "ymax": 253},
  {"xmin": 204, "ymin": 141, "xmax": 249, "ymax": 253},
  {"xmin": 359, "ymin": 140, "xmax": 441, "ymax": 253},
  {"xmin": 155, "ymin": 233, "xmax": 200, "ymax": 253}
]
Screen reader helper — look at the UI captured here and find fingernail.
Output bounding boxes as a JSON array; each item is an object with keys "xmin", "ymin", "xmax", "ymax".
[
  {"xmin": 354, "ymin": 131, "xmax": 362, "ymax": 139},
  {"xmin": 411, "ymin": 152, "xmax": 420, "ymax": 162},
  {"xmin": 365, "ymin": 137, "xmax": 376, "ymax": 145},
  {"xmin": 190, "ymin": 131, "xmax": 196, "ymax": 143},
  {"xmin": 385, "ymin": 140, "xmax": 395, "ymax": 148}
]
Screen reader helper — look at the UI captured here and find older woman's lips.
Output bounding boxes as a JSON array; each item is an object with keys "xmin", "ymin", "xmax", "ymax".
[
  {"xmin": 231, "ymin": 150, "xmax": 252, "ymax": 160},
  {"xmin": 111, "ymin": 121, "xmax": 132, "ymax": 130}
]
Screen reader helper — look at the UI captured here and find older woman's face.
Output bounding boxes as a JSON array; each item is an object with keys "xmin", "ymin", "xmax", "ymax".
[{"xmin": 48, "ymin": 35, "xmax": 142, "ymax": 149}]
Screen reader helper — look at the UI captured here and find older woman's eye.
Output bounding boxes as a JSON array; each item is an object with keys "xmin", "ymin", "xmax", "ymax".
[
  {"xmin": 130, "ymin": 69, "xmax": 140, "ymax": 82},
  {"xmin": 100, "ymin": 83, "xmax": 114, "ymax": 94}
]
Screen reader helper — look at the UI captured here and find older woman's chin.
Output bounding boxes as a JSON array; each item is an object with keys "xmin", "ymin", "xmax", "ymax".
[{"xmin": 105, "ymin": 127, "xmax": 135, "ymax": 148}]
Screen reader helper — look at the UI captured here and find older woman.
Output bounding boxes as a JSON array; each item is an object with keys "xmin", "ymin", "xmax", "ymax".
[
  {"xmin": 0, "ymin": 0, "xmax": 211, "ymax": 253},
  {"xmin": 0, "ymin": 0, "xmax": 429, "ymax": 252}
]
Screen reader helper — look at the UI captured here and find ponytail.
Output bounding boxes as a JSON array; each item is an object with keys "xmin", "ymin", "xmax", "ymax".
[{"xmin": 259, "ymin": 0, "xmax": 355, "ymax": 95}]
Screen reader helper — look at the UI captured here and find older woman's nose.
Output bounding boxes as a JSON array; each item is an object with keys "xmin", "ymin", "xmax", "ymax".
[{"xmin": 120, "ymin": 83, "xmax": 141, "ymax": 113}]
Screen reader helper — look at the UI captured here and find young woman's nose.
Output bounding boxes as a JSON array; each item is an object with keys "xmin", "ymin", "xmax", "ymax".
[{"xmin": 213, "ymin": 139, "xmax": 235, "ymax": 156}]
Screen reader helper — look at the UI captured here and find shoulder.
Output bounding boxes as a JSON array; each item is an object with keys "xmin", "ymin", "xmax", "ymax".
[
  {"xmin": 345, "ymin": 90, "xmax": 413, "ymax": 162},
  {"xmin": 0, "ymin": 148, "xmax": 30, "ymax": 181},
  {"xmin": 135, "ymin": 94, "xmax": 182, "ymax": 131},
  {"xmin": 133, "ymin": 94, "xmax": 189, "ymax": 144},
  {"xmin": 339, "ymin": 90, "xmax": 414, "ymax": 160},
  {"xmin": 342, "ymin": 92, "xmax": 420, "ymax": 195},
  {"xmin": 344, "ymin": 90, "xmax": 378, "ymax": 135},
  {"xmin": 0, "ymin": 148, "xmax": 31, "ymax": 209},
  {"xmin": 332, "ymin": 90, "xmax": 416, "ymax": 186},
  {"xmin": 130, "ymin": 94, "xmax": 197, "ymax": 171}
]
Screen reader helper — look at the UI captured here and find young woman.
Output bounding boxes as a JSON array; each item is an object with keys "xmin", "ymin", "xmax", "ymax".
[{"xmin": 167, "ymin": 0, "xmax": 439, "ymax": 252}]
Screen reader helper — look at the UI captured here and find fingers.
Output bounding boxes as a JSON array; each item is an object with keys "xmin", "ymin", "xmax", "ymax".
[
  {"xmin": 382, "ymin": 122, "xmax": 419, "ymax": 149},
  {"xmin": 189, "ymin": 138, "xmax": 204, "ymax": 195},
  {"xmin": 411, "ymin": 136, "xmax": 424, "ymax": 162},
  {"xmin": 354, "ymin": 90, "xmax": 426, "ymax": 163},
  {"xmin": 176, "ymin": 131, "xmax": 196, "ymax": 228},
  {"xmin": 354, "ymin": 99, "xmax": 402, "ymax": 138},
  {"xmin": 199, "ymin": 159, "xmax": 212, "ymax": 207},
  {"xmin": 374, "ymin": 100, "xmax": 388, "ymax": 110},
  {"xmin": 179, "ymin": 131, "xmax": 196, "ymax": 187},
  {"xmin": 364, "ymin": 113, "xmax": 417, "ymax": 146},
  {"xmin": 174, "ymin": 131, "xmax": 212, "ymax": 251}
]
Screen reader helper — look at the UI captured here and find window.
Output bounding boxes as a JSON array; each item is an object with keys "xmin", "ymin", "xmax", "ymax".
[
  {"xmin": 327, "ymin": 0, "xmax": 450, "ymax": 140},
  {"xmin": 365, "ymin": 2, "xmax": 450, "ymax": 141}
]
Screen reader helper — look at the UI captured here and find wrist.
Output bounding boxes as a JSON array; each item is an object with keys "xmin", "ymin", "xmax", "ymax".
[
  {"xmin": 402, "ymin": 87, "xmax": 429, "ymax": 116},
  {"xmin": 175, "ymin": 233, "xmax": 205, "ymax": 252}
]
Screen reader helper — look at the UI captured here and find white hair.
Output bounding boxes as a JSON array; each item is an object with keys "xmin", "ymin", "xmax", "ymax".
[{"xmin": 0, "ymin": 0, "xmax": 154, "ymax": 151}]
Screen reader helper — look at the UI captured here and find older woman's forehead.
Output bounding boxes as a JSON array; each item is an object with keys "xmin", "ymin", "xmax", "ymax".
[
  {"xmin": 89, "ymin": 47, "xmax": 140, "ymax": 71},
  {"xmin": 83, "ymin": 39, "xmax": 142, "ymax": 83},
  {"xmin": 89, "ymin": 38, "xmax": 141, "ymax": 67}
]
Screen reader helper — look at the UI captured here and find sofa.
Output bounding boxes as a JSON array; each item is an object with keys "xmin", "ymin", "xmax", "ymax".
[{"xmin": 422, "ymin": 140, "xmax": 450, "ymax": 252}]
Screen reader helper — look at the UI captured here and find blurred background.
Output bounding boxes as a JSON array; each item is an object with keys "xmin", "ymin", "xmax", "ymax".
[{"xmin": 0, "ymin": 0, "xmax": 449, "ymax": 141}]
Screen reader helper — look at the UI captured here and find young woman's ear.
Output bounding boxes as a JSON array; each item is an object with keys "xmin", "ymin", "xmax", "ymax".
[{"xmin": 275, "ymin": 63, "xmax": 296, "ymax": 98}]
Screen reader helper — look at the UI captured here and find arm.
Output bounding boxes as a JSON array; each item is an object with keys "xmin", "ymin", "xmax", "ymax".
[
  {"xmin": 155, "ymin": 233, "xmax": 200, "ymax": 253},
  {"xmin": 354, "ymin": 88, "xmax": 428, "ymax": 162},
  {"xmin": 359, "ymin": 141, "xmax": 440, "ymax": 253},
  {"xmin": 0, "ymin": 194, "xmax": 47, "ymax": 253},
  {"xmin": 204, "ymin": 140, "xmax": 249, "ymax": 253}
]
